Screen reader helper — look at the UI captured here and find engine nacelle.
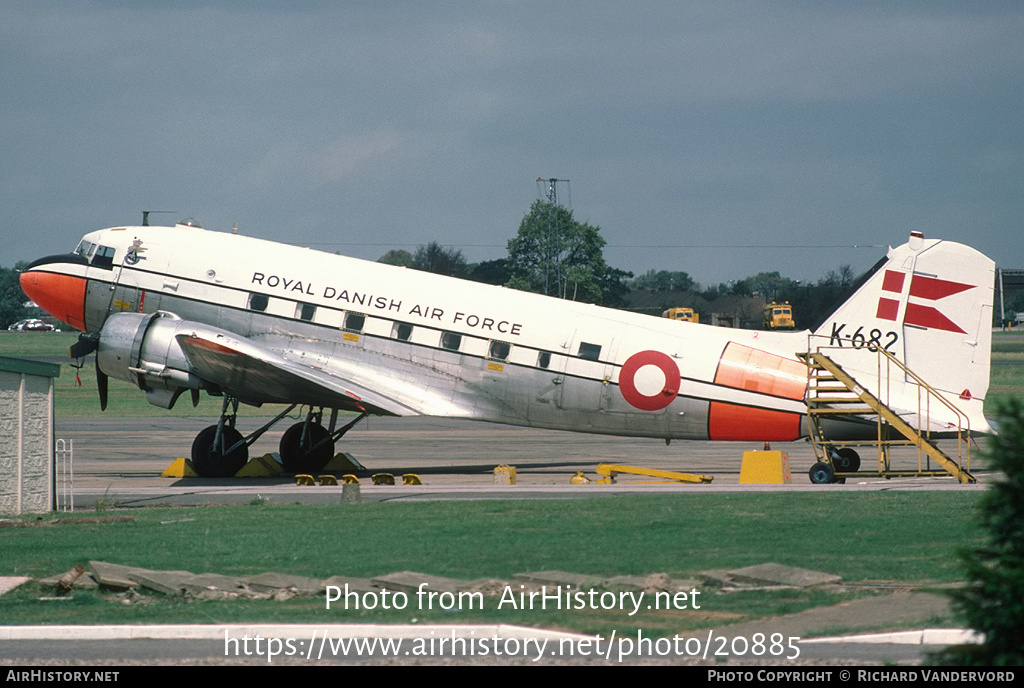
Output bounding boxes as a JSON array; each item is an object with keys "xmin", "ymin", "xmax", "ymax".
[{"xmin": 97, "ymin": 311, "xmax": 214, "ymax": 409}]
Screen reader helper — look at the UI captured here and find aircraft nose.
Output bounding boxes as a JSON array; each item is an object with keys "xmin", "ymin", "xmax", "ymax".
[{"xmin": 20, "ymin": 262, "xmax": 88, "ymax": 331}]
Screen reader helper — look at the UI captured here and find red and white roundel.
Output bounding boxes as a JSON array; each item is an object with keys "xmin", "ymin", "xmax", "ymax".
[{"xmin": 618, "ymin": 350, "xmax": 680, "ymax": 411}]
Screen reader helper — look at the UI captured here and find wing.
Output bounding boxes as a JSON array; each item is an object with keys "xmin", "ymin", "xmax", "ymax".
[{"xmin": 176, "ymin": 330, "xmax": 417, "ymax": 416}]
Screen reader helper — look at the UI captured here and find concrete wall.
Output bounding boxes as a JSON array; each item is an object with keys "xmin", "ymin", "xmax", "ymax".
[{"xmin": 0, "ymin": 363, "xmax": 57, "ymax": 515}]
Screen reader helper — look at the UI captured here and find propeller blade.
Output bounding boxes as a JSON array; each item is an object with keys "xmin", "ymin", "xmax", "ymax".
[
  {"xmin": 191, "ymin": 388, "xmax": 200, "ymax": 407},
  {"xmin": 96, "ymin": 362, "xmax": 109, "ymax": 411}
]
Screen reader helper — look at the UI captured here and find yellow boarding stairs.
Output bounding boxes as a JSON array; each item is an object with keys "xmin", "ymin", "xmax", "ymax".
[{"xmin": 798, "ymin": 343, "xmax": 976, "ymax": 484}]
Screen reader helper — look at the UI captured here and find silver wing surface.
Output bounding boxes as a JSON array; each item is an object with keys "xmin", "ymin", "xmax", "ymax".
[{"xmin": 176, "ymin": 330, "xmax": 416, "ymax": 416}]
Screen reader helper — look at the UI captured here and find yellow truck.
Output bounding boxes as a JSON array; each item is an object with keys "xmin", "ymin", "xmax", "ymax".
[
  {"xmin": 763, "ymin": 302, "xmax": 795, "ymax": 329},
  {"xmin": 662, "ymin": 307, "xmax": 699, "ymax": 323}
]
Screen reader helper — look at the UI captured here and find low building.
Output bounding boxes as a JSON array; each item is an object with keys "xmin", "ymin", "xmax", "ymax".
[{"xmin": 0, "ymin": 356, "xmax": 60, "ymax": 515}]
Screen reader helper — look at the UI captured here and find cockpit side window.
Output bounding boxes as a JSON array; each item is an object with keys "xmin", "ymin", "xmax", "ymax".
[{"xmin": 92, "ymin": 245, "xmax": 116, "ymax": 270}]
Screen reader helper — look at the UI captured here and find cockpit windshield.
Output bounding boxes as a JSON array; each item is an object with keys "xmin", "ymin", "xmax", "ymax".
[
  {"xmin": 75, "ymin": 239, "xmax": 116, "ymax": 269},
  {"xmin": 75, "ymin": 240, "xmax": 96, "ymax": 259}
]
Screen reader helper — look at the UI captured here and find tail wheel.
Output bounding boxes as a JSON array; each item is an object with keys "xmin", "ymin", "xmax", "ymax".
[
  {"xmin": 191, "ymin": 425, "xmax": 248, "ymax": 477},
  {"xmin": 809, "ymin": 461, "xmax": 837, "ymax": 485},
  {"xmin": 834, "ymin": 447, "xmax": 861, "ymax": 473},
  {"xmin": 280, "ymin": 421, "xmax": 335, "ymax": 474}
]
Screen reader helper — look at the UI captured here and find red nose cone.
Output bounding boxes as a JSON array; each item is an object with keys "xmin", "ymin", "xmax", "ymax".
[{"xmin": 19, "ymin": 271, "xmax": 87, "ymax": 331}]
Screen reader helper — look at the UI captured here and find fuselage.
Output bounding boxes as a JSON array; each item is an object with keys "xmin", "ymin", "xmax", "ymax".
[{"xmin": 22, "ymin": 223, "xmax": 814, "ymax": 442}]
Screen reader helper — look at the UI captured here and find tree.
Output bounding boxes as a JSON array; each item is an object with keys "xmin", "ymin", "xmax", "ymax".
[
  {"xmin": 506, "ymin": 200, "xmax": 629, "ymax": 306},
  {"xmin": 786, "ymin": 264, "xmax": 858, "ymax": 329},
  {"xmin": 466, "ymin": 258, "xmax": 510, "ymax": 286},
  {"xmin": 377, "ymin": 249, "xmax": 415, "ymax": 268},
  {"xmin": 0, "ymin": 262, "xmax": 29, "ymax": 328},
  {"xmin": 412, "ymin": 242, "xmax": 467, "ymax": 278},
  {"xmin": 631, "ymin": 269, "xmax": 695, "ymax": 292},
  {"xmin": 746, "ymin": 271, "xmax": 795, "ymax": 300},
  {"xmin": 595, "ymin": 265, "xmax": 634, "ymax": 309},
  {"xmin": 933, "ymin": 398, "xmax": 1024, "ymax": 665}
]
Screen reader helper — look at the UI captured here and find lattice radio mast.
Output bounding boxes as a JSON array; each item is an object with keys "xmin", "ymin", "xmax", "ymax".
[{"xmin": 537, "ymin": 177, "xmax": 570, "ymax": 297}]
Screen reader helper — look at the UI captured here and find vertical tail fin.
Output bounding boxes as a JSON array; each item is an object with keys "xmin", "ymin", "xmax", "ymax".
[{"xmin": 813, "ymin": 232, "xmax": 995, "ymax": 431}]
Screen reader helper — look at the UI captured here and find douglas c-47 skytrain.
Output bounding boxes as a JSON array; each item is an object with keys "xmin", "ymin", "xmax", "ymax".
[{"xmin": 21, "ymin": 221, "xmax": 994, "ymax": 480}]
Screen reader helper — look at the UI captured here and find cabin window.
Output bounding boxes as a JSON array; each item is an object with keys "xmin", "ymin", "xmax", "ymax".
[
  {"xmin": 577, "ymin": 342, "xmax": 602, "ymax": 361},
  {"xmin": 92, "ymin": 245, "xmax": 116, "ymax": 270},
  {"xmin": 537, "ymin": 351, "xmax": 551, "ymax": 369},
  {"xmin": 296, "ymin": 303, "xmax": 316, "ymax": 321},
  {"xmin": 344, "ymin": 312, "xmax": 366, "ymax": 332},
  {"xmin": 488, "ymin": 340, "xmax": 511, "ymax": 361},
  {"xmin": 440, "ymin": 331, "xmax": 462, "ymax": 351},
  {"xmin": 392, "ymin": 322, "xmax": 413, "ymax": 341},
  {"xmin": 248, "ymin": 293, "xmax": 269, "ymax": 312}
]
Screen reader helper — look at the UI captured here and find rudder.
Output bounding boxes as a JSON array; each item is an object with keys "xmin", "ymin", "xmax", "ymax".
[{"xmin": 813, "ymin": 232, "xmax": 995, "ymax": 431}]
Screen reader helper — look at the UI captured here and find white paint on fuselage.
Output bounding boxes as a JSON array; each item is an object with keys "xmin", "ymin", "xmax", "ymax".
[{"xmin": 69, "ymin": 224, "xmax": 817, "ymax": 441}]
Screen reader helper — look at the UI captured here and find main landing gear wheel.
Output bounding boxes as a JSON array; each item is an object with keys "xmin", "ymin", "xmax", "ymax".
[
  {"xmin": 808, "ymin": 461, "xmax": 836, "ymax": 485},
  {"xmin": 833, "ymin": 447, "xmax": 861, "ymax": 473},
  {"xmin": 279, "ymin": 421, "xmax": 335, "ymax": 474},
  {"xmin": 191, "ymin": 425, "xmax": 248, "ymax": 478}
]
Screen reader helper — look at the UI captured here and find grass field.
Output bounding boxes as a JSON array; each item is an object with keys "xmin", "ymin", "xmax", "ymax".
[
  {"xmin": 1, "ymin": 330, "xmax": 1016, "ymax": 634},
  {"xmin": 0, "ymin": 493, "xmax": 981, "ymax": 634}
]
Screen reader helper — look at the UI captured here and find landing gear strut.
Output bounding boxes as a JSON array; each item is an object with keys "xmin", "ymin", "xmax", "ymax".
[
  {"xmin": 280, "ymin": 409, "xmax": 335, "ymax": 474},
  {"xmin": 191, "ymin": 397, "xmax": 248, "ymax": 478},
  {"xmin": 189, "ymin": 401, "xmax": 365, "ymax": 477},
  {"xmin": 277, "ymin": 408, "xmax": 368, "ymax": 473}
]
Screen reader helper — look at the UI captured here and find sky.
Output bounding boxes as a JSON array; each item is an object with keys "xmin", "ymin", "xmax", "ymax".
[{"xmin": 2, "ymin": 1, "xmax": 1022, "ymax": 287}]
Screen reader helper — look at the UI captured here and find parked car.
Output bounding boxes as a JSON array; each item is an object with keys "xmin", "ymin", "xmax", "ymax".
[{"xmin": 7, "ymin": 318, "xmax": 58, "ymax": 332}]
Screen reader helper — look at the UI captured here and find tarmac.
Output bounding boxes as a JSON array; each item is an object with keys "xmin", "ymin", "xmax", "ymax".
[{"xmin": 51, "ymin": 416, "xmax": 990, "ymax": 508}]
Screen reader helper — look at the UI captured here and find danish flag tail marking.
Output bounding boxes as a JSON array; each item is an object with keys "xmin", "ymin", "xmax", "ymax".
[{"xmin": 876, "ymin": 270, "xmax": 973, "ymax": 334}]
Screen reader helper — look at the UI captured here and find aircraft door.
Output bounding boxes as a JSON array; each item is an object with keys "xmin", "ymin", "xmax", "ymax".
[
  {"xmin": 558, "ymin": 316, "xmax": 620, "ymax": 415},
  {"xmin": 96, "ymin": 237, "xmax": 165, "ymax": 324}
]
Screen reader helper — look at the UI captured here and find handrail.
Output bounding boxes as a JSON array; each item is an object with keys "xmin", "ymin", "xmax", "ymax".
[
  {"xmin": 804, "ymin": 333, "xmax": 970, "ymax": 434},
  {"xmin": 801, "ymin": 333, "xmax": 974, "ymax": 482}
]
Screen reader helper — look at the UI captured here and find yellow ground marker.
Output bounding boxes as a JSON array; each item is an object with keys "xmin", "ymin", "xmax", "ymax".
[
  {"xmin": 493, "ymin": 464, "xmax": 517, "ymax": 484},
  {"xmin": 739, "ymin": 450, "xmax": 791, "ymax": 484},
  {"xmin": 595, "ymin": 463, "xmax": 713, "ymax": 484}
]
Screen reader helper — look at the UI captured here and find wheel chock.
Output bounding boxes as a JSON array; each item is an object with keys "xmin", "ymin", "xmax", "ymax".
[
  {"xmin": 372, "ymin": 473, "xmax": 395, "ymax": 485},
  {"xmin": 236, "ymin": 453, "xmax": 284, "ymax": 478},
  {"xmin": 295, "ymin": 474, "xmax": 316, "ymax": 486},
  {"xmin": 402, "ymin": 474, "xmax": 422, "ymax": 485},
  {"xmin": 317, "ymin": 475, "xmax": 338, "ymax": 486},
  {"xmin": 342, "ymin": 474, "xmax": 360, "ymax": 484},
  {"xmin": 493, "ymin": 464, "xmax": 517, "ymax": 484},
  {"xmin": 739, "ymin": 450, "xmax": 791, "ymax": 484},
  {"xmin": 162, "ymin": 458, "xmax": 199, "ymax": 478},
  {"xmin": 595, "ymin": 463, "xmax": 713, "ymax": 484},
  {"xmin": 570, "ymin": 471, "xmax": 591, "ymax": 484},
  {"xmin": 324, "ymin": 452, "xmax": 366, "ymax": 473}
]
